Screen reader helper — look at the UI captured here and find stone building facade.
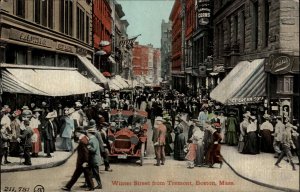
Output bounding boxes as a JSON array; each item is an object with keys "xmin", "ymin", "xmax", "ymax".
[
  {"xmin": 212, "ymin": 0, "xmax": 299, "ymax": 122},
  {"xmin": 160, "ymin": 19, "xmax": 172, "ymax": 81}
]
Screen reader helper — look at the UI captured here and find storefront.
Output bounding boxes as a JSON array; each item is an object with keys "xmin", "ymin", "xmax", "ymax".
[{"xmin": 265, "ymin": 53, "xmax": 300, "ymax": 123}]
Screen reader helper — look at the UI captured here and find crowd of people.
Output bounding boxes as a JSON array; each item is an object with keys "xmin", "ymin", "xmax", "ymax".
[{"xmin": 1, "ymin": 87, "xmax": 300, "ymax": 190}]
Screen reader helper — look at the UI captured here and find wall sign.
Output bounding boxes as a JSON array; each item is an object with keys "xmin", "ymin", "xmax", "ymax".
[
  {"xmin": 197, "ymin": 0, "xmax": 212, "ymax": 25},
  {"xmin": 267, "ymin": 53, "xmax": 296, "ymax": 74}
]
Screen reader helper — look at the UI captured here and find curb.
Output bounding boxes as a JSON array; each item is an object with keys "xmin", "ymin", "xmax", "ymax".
[
  {"xmin": 223, "ymin": 157, "xmax": 299, "ymax": 192},
  {"xmin": 1, "ymin": 149, "xmax": 77, "ymax": 173}
]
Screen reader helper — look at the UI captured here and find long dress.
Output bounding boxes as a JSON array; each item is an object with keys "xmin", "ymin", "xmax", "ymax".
[
  {"xmin": 206, "ymin": 131, "xmax": 223, "ymax": 166},
  {"xmin": 191, "ymin": 128, "xmax": 205, "ymax": 166},
  {"xmin": 173, "ymin": 132, "xmax": 186, "ymax": 160},
  {"xmin": 238, "ymin": 120, "xmax": 249, "ymax": 152},
  {"xmin": 164, "ymin": 121, "xmax": 173, "ymax": 155},
  {"xmin": 260, "ymin": 121, "xmax": 274, "ymax": 153},
  {"xmin": 226, "ymin": 116, "xmax": 238, "ymax": 145},
  {"xmin": 10, "ymin": 118, "xmax": 21, "ymax": 156},
  {"xmin": 243, "ymin": 122, "xmax": 259, "ymax": 154},
  {"xmin": 218, "ymin": 115, "xmax": 227, "ymax": 143},
  {"xmin": 30, "ymin": 117, "xmax": 42, "ymax": 155}
]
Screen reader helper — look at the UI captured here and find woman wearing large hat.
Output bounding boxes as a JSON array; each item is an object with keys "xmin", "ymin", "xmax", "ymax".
[
  {"xmin": 225, "ymin": 111, "xmax": 238, "ymax": 146},
  {"xmin": 260, "ymin": 114, "xmax": 274, "ymax": 153}
]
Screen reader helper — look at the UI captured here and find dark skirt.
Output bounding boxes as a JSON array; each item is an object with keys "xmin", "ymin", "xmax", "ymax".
[
  {"xmin": 173, "ymin": 134, "xmax": 186, "ymax": 160},
  {"xmin": 243, "ymin": 132, "xmax": 259, "ymax": 154},
  {"xmin": 206, "ymin": 143, "xmax": 222, "ymax": 165},
  {"xmin": 260, "ymin": 130, "xmax": 274, "ymax": 153}
]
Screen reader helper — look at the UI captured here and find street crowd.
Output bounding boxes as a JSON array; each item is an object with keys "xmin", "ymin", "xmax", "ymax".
[{"xmin": 1, "ymin": 88, "xmax": 300, "ymax": 190}]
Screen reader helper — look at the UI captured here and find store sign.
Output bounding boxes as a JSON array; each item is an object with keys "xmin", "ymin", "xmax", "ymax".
[
  {"xmin": 9, "ymin": 28, "xmax": 53, "ymax": 48},
  {"xmin": 197, "ymin": 0, "xmax": 212, "ymax": 25},
  {"xmin": 228, "ymin": 96, "xmax": 264, "ymax": 105},
  {"xmin": 56, "ymin": 42, "xmax": 75, "ymax": 53},
  {"xmin": 266, "ymin": 54, "xmax": 293, "ymax": 74}
]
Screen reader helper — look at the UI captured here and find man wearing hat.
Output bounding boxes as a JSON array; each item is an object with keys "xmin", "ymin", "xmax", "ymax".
[
  {"xmin": 43, "ymin": 112, "xmax": 57, "ymax": 157},
  {"xmin": 9, "ymin": 110, "xmax": 22, "ymax": 157},
  {"xmin": 60, "ymin": 108, "xmax": 75, "ymax": 152},
  {"xmin": 17, "ymin": 120, "xmax": 33, "ymax": 165},
  {"xmin": 153, "ymin": 116, "xmax": 167, "ymax": 166},
  {"xmin": 260, "ymin": 114, "xmax": 274, "ymax": 153},
  {"xmin": 273, "ymin": 116, "xmax": 285, "ymax": 158},
  {"xmin": 86, "ymin": 120, "xmax": 103, "ymax": 189},
  {"xmin": 71, "ymin": 101, "xmax": 86, "ymax": 128},
  {"xmin": 62, "ymin": 127, "xmax": 95, "ymax": 191}
]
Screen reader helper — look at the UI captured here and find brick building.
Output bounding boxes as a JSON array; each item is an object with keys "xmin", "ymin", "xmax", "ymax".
[
  {"xmin": 169, "ymin": 0, "xmax": 185, "ymax": 91},
  {"xmin": 210, "ymin": 0, "xmax": 299, "ymax": 122},
  {"xmin": 93, "ymin": 0, "xmax": 112, "ymax": 72},
  {"xmin": 132, "ymin": 42, "xmax": 149, "ymax": 76},
  {"xmin": 160, "ymin": 20, "xmax": 172, "ymax": 81}
]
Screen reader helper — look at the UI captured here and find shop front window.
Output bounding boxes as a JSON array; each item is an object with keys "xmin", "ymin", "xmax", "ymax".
[
  {"xmin": 32, "ymin": 50, "xmax": 55, "ymax": 66},
  {"xmin": 277, "ymin": 76, "xmax": 294, "ymax": 94}
]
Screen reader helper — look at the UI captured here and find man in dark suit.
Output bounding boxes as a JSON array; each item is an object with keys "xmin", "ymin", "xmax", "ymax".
[
  {"xmin": 62, "ymin": 128, "xmax": 94, "ymax": 191},
  {"xmin": 43, "ymin": 112, "xmax": 57, "ymax": 157}
]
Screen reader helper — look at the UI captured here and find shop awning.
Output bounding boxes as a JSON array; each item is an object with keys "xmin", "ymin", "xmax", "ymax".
[
  {"xmin": 210, "ymin": 59, "xmax": 266, "ymax": 105},
  {"xmin": 108, "ymin": 80, "xmax": 120, "ymax": 91},
  {"xmin": 2, "ymin": 68, "xmax": 103, "ymax": 96},
  {"xmin": 77, "ymin": 55, "xmax": 108, "ymax": 84},
  {"xmin": 115, "ymin": 75, "xmax": 129, "ymax": 88}
]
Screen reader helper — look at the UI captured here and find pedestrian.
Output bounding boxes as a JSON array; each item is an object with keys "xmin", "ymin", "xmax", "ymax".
[
  {"xmin": 43, "ymin": 112, "xmax": 57, "ymax": 158},
  {"xmin": 198, "ymin": 108, "xmax": 208, "ymax": 127},
  {"xmin": 30, "ymin": 110, "xmax": 42, "ymax": 157},
  {"xmin": 173, "ymin": 118, "xmax": 186, "ymax": 161},
  {"xmin": 238, "ymin": 112, "xmax": 250, "ymax": 153},
  {"xmin": 273, "ymin": 116, "xmax": 285, "ymax": 158},
  {"xmin": 218, "ymin": 112, "xmax": 227, "ymax": 144},
  {"xmin": 225, "ymin": 111, "xmax": 238, "ymax": 146},
  {"xmin": 0, "ymin": 106, "xmax": 12, "ymax": 165},
  {"xmin": 275, "ymin": 123, "xmax": 296, "ymax": 171},
  {"xmin": 60, "ymin": 108, "xmax": 75, "ymax": 152},
  {"xmin": 9, "ymin": 109, "xmax": 22, "ymax": 157},
  {"xmin": 153, "ymin": 116, "xmax": 167, "ymax": 166},
  {"xmin": 17, "ymin": 120, "xmax": 33, "ymax": 165},
  {"xmin": 205, "ymin": 123, "xmax": 223, "ymax": 168},
  {"xmin": 260, "ymin": 114, "xmax": 274, "ymax": 153},
  {"xmin": 86, "ymin": 123, "xmax": 103, "ymax": 189},
  {"xmin": 194, "ymin": 121, "xmax": 205, "ymax": 167},
  {"xmin": 163, "ymin": 115, "xmax": 173, "ymax": 156},
  {"xmin": 243, "ymin": 116, "xmax": 259, "ymax": 154},
  {"xmin": 61, "ymin": 128, "xmax": 95, "ymax": 191}
]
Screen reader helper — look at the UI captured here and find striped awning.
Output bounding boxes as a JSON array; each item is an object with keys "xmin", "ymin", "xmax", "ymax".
[
  {"xmin": 210, "ymin": 59, "xmax": 266, "ymax": 105},
  {"xmin": 2, "ymin": 68, "xmax": 103, "ymax": 96}
]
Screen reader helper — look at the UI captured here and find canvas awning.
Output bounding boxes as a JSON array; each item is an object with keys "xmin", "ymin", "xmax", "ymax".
[
  {"xmin": 108, "ymin": 79, "xmax": 120, "ymax": 91},
  {"xmin": 77, "ymin": 55, "xmax": 108, "ymax": 84},
  {"xmin": 2, "ymin": 68, "xmax": 103, "ymax": 96},
  {"xmin": 115, "ymin": 75, "xmax": 129, "ymax": 88},
  {"xmin": 210, "ymin": 59, "xmax": 266, "ymax": 105}
]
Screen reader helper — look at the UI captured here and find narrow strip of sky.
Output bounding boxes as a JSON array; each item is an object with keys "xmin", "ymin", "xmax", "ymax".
[{"xmin": 117, "ymin": 0, "xmax": 174, "ymax": 48}]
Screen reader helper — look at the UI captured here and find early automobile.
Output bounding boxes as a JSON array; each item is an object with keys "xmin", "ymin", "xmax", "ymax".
[{"xmin": 107, "ymin": 109, "xmax": 148, "ymax": 165}]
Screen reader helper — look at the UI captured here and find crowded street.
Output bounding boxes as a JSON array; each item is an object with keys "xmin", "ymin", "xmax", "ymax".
[{"xmin": 0, "ymin": 0, "xmax": 299, "ymax": 192}]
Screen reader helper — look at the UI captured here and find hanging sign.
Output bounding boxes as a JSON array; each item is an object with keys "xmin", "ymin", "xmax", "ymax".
[{"xmin": 197, "ymin": 0, "xmax": 212, "ymax": 25}]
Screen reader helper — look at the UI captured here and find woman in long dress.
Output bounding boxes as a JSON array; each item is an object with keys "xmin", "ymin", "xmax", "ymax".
[
  {"xmin": 205, "ymin": 124, "xmax": 223, "ymax": 168},
  {"xmin": 30, "ymin": 111, "xmax": 42, "ymax": 157},
  {"xmin": 225, "ymin": 112, "xmax": 238, "ymax": 146},
  {"xmin": 238, "ymin": 111, "xmax": 250, "ymax": 152},
  {"xmin": 260, "ymin": 114, "xmax": 274, "ymax": 153},
  {"xmin": 218, "ymin": 112, "xmax": 227, "ymax": 144},
  {"xmin": 243, "ymin": 116, "xmax": 259, "ymax": 154}
]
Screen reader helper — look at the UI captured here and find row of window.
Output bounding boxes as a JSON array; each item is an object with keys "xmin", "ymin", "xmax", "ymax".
[{"xmin": 14, "ymin": 0, "xmax": 91, "ymax": 44}]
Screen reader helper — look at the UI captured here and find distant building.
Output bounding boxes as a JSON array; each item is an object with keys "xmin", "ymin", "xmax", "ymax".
[{"xmin": 160, "ymin": 19, "xmax": 172, "ymax": 81}]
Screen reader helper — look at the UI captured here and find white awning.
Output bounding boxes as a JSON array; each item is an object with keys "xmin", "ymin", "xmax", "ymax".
[
  {"xmin": 108, "ymin": 80, "xmax": 120, "ymax": 91},
  {"xmin": 77, "ymin": 55, "xmax": 108, "ymax": 84},
  {"xmin": 2, "ymin": 68, "xmax": 103, "ymax": 96},
  {"xmin": 210, "ymin": 59, "xmax": 266, "ymax": 105},
  {"xmin": 115, "ymin": 75, "xmax": 129, "ymax": 88},
  {"xmin": 111, "ymin": 78, "xmax": 124, "ymax": 89}
]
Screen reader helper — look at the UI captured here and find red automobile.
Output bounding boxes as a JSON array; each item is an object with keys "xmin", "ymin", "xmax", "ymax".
[{"xmin": 108, "ymin": 109, "xmax": 148, "ymax": 165}]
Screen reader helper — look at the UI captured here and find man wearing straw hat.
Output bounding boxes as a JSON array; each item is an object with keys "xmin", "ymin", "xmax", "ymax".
[{"xmin": 153, "ymin": 116, "xmax": 167, "ymax": 166}]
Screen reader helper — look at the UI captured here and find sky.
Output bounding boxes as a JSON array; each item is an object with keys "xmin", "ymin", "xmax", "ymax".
[{"xmin": 117, "ymin": 0, "xmax": 174, "ymax": 48}]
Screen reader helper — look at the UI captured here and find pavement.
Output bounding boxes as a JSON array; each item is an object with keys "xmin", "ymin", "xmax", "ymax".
[
  {"xmin": 0, "ymin": 137, "xmax": 77, "ymax": 173},
  {"xmin": 1, "ymin": 114, "xmax": 299, "ymax": 192}
]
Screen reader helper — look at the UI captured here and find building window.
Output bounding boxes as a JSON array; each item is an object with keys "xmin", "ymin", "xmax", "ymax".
[
  {"xmin": 86, "ymin": 14, "xmax": 90, "ymax": 44},
  {"xmin": 34, "ymin": 0, "xmax": 53, "ymax": 29},
  {"xmin": 60, "ymin": 0, "xmax": 73, "ymax": 36},
  {"xmin": 234, "ymin": 15, "xmax": 238, "ymax": 44},
  {"xmin": 277, "ymin": 76, "xmax": 294, "ymax": 94},
  {"xmin": 16, "ymin": 0, "xmax": 25, "ymax": 18},
  {"xmin": 227, "ymin": 17, "xmax": 231, "ymax": 46},
  {"xmin": 77, "ymin": 6, "xmax": 85, "ymax": 41},
  {"xmin": 252, "ymin": 1, "xmax": 259, "ymax": 50},
  {"xmin": 264, "ymin": 0, "xmax": 270, "ymax": 47},
  {"xmin": 241, "ymin": 11, "xmax": 245, "ymax": 52}
]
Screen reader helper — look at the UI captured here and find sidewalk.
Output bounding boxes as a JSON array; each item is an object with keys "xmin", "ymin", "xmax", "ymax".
[
  {"xmin": 1, "ymin": 137, "xmax": 77, "ymax": 173},
  {"xmin": 222, "ymin": 145, "xmax": 299, "ymax": 192}
]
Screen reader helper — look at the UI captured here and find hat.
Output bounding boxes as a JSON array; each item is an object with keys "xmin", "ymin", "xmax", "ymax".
[
  {"xmin": 75, "ymin": 101, "xmax": 82, "ymax": 108},
  {"xmin": 155, "ymin": 116, "xmax": 164, "ymax": 122},
  {"xmin": 22, "ymin": 106, "xmax": 30, "ymax": 110},
  {"xmin": 88, "ymin": 119, "xmax": 96, "ymax": 128},
  {"xmin": 243, "ymin": 111, "xmax": 251, "ymax": 117},
  {"xmin": 45, "ymin": 112, "xmax": 57, "ymax": 119},
  {"xmin": 105, "ymin": 94, "xmax": 109, "ymax": 98},
  {"xmin": 249, "ymin": 115, "xmax": 256, "ymax": 120},
  {"xmin": 12, "ymin": 110, "xmax": 22, "ymax": 117},
  {"xmin": 1, "ymin": 106, "xmax": 11, "ymax": 113},
  {"xmin": 263, "ymin": 113, "xmax": 270, "ymax": 119},
  {"xmin": 68, "ymin": 108, "xmax": 75, "ymax": 114},
  {"xmin": 33, "ymin": 108, "xmax": 43, "ymax": 112},
  {"xmin": 22, "ymin": 110, "xmax": 32, "ymax": 117},
  {"xmin": 229, "ymin": 111, "xmax": 235, "ymax": 116}
]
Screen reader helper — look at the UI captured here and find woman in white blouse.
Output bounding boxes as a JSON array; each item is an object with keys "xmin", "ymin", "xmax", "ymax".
[{"xmin": 243, "ymin": 116, "xmax": 259, "ymax": 154}]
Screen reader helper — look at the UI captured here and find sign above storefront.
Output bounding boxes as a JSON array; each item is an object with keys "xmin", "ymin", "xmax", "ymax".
[
  {"xmin": 197, "ymin": 0, "xmax": 212, "ymax": 26},
  {"xmin": 228, "ymin": 96, "xmax": 264, "ymax": 105},
  {"xmin": 266, "ymin": 53, "xmax": 299, "ymax": 74}
]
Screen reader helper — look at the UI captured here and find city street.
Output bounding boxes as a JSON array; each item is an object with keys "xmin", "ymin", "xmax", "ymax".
[{"xmin": 1, "ymin": 120, "xmax": 281, "ymax": 192}]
